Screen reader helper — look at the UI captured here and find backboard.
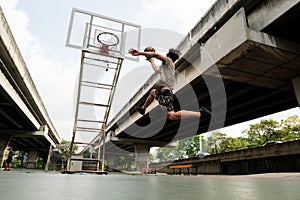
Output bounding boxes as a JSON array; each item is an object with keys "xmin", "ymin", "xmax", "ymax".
[{"xmin": 66, "ymin": 8, "xmax": 141, "ymax": 61}]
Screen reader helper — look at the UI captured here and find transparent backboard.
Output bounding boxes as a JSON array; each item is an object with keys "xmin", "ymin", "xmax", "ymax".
[{"xmin": 66, "ymin": 8, "xmax": 141, "ymax": 61}]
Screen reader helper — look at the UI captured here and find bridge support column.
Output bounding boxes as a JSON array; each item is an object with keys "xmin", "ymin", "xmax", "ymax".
[
  {"xmin": 134, "ymin": 144, "xmax": 150, "ymax": 172},
  {"xmin": 106, "ymin": 155, "xmax": 116, "ymax": 171},
  {"xmin": 292, "ymin": 77, "xmax": 300, "ymax": 106},
  {"xmin": 27, "ymin": 151, "xmax": 39, "ymax": 169},
  {"xmin": 45, "ymin": 145, "xmax": 53, "ymax": 172},
  {"xmin": 0, "ymin": 135, "xmax": 11, "ymax": 168}
]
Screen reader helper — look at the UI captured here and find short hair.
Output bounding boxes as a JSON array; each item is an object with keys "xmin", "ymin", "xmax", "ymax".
[
  {"xmin": 144, "ymin": 47, "xmax": 156, "ymax": 52},
  {"xmin": 167, "ymin": 48, "xmax": 180, "ymax": 62}
]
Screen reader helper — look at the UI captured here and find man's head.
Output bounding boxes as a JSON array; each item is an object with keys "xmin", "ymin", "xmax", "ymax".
[{"xmin": 167, "ymin": 48, "xmax": 180, "ymax": 62}]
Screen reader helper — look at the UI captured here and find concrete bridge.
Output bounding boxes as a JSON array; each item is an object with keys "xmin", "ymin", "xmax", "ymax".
[
  {"xmin": 0, "ymin": 7, "xmax": 61, "ymax": 168},
  {"xmin": 91, "ymin": 0, "xmax": 300, "ymax": 171}
]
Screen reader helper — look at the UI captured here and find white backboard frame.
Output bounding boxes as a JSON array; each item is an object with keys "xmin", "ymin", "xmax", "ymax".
[{"xmin": 66, "ymin": 8, "xmax": 141, "ymax": 61}]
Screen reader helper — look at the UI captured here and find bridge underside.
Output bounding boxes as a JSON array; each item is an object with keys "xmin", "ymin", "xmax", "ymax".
[
  {"xmin": 0, "ymin": 9, "xmax": 60, "ymax": 154},
  {"xmin": 98, "ymin": 3, "xmax": 300, "ymax": 156},
  {"xmin": 0, "ymin": 62, "xmax": 52, "ymax": 152},
  {"xmin": 102, "ymin": 43, "xmax": 300, "ymax": 155}
]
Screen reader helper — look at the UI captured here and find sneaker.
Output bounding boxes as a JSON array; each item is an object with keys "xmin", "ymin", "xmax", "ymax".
[
  {"xmin": 199, "ymin": 107, "xmax": 215, "ymax": 120},
  {"xmin": 136, "ymin": 106, "xmax": 145, "ymax": 115}
]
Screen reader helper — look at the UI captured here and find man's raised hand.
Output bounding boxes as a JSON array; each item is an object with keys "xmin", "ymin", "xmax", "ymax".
[{"xmin": 128, "ymin": 48, "xmax": 138, "ymax": 56}]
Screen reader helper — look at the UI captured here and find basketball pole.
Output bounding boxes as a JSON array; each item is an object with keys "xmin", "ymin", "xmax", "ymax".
[{"xmin": 65, "ymin": 8, "xmax": 141, "ymax": 173}]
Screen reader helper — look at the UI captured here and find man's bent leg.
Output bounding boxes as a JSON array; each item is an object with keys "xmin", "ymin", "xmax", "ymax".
[
  {"xmin": 136, "ymin": 89, "xmax": 156, "ymax": 115},
  {"xmin": 167, "ymin": 110, "xmax": 201, "ymax": 120},
  {"xmin": 142, "ymin": 89, "xmax": 156, "ymax": 110}
]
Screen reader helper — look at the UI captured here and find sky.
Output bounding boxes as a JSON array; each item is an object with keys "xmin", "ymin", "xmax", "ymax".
[{"xmin": 0, "ymin": 0, "xmax": 299, "ymax": 142}]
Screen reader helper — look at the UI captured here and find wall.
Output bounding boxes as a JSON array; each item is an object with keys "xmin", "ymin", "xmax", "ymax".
[{"xmin": 152, "ymin": 140, "xmax": 300, "ymax": 175}]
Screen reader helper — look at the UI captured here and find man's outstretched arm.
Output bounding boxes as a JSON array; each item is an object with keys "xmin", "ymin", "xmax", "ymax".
[{"xmin": 129, "ymin": 48, "xmax": 166, "ymax": 62}]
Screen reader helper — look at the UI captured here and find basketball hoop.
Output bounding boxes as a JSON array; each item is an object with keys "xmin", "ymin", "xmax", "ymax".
[
  {"xmin": 99, "ymin": 44, "xmax": 110, "ymax": 54},
  {"xmin": 97, "ymin": 32, "xmax": 119, "ymax": 54}
]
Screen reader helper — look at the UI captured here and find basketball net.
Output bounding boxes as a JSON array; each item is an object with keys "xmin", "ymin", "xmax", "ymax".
[{"xmin": 99, "ymin": 44, "xmax": 110, "ymax": 54}]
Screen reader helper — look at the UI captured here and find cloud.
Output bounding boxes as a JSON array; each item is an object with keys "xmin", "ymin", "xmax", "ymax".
[
  {"xmin": 140, "ymin": 0, "xmax": 216, "ymax": 34},
  {"xmin": 0, "ymin": 0, "xmax": 36, "ymax": 59},
  {"xmin": 1, "ymin": 0, "xmax": 78, "ymax": 140}
]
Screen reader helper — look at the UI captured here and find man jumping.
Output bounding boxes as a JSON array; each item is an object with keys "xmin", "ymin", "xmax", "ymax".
[{"xmin": 129, "ymin": 47, "xmax": 213, "ymax": 121}]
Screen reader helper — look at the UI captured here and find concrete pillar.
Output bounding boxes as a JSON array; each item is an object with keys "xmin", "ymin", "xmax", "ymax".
[
  {"xmin": 292, "ymin": 77, "xmax": 300, "ymax": 106},
  {"xmin": 27, "ymin": 151, "xmax": 39, "ymax": 169},
  {"xmin": 45, "ymin": 145, "xmax": 52, "ymax": 172},
  {"xmin": 106, "ymin": 155, "xmax": 117, "ymax": 171},
  {"xmin": 134, "ymin": 144, "xmax": 150, "ymax": 172},
  {"xmin": 0, "ymin": 135, "xmax": 11, "ymax": 168}
]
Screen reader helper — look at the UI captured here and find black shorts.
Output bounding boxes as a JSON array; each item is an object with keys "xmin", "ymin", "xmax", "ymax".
[
  {"xmin": 155, "ymin": 89, "xmax": 174, "ymax": 112},
  {"xmin": 6, "ymin": 157, "xmax": 12, "ymax": 163}
]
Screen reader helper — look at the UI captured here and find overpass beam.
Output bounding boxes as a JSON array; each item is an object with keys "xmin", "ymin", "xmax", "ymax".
[
  {"xmin": 0, "ymin": 135, "xmax": 11, "ymax": 168},
  {"xmin": 292, "ymin": 77, "xmax": 300, "ymax": 106},
  {"xmin": 134, "ymin": 144, "xmax": 150, "ymax": 172}
]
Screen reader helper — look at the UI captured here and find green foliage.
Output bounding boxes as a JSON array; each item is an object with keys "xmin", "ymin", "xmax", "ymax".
[
  {"xmin": 81, "ymin": 150, "xmax": 91, "ymax": 158},
  {"xmin": 149, "ymin": 153, "xmax": 155, "ymax": 162},
  {"xmin": 156, "ymin": 147, "xmax": 176, "ymax": 162},
  {"xmin": 155, "ymin": 134, "xmax": 210, "ymax": 161},
  {"xmin": 207, "ymin": 132, "xmax": 227, "ymax": 154},
  {"xmin": 153, "ymin": 115, "xmax": 300, "ymax": 161},
  {"xmin": 243, "ymin": 115, "xmax": 300, "ymax": 145},
  {"xmin": 115, "ymin": 155, "xmax": 135, "ymax": 170},
  {"xmin": 216, "ymin": 137, "xmax": 249, "ymax": 153},
  {"xmin": 11, "ymin": 150, "xmax": 23, "ymax": 168},
  {"xmin": 280, "ymin": 115, "xmax": 300, "ymax": 140},
  {"xmin": 57, "ymin": 139, "xmax": 78, "ymax": 161},
  {"xmin": 176, "ymin": 137, "xmax": 195, "ymax": 158},
  {"xmin": 243, "ymin": 119, "xmax": 279, "ymax": 145}
]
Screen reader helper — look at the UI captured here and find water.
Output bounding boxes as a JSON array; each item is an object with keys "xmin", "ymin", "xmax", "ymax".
[{"xmin": 1, "ymin": 171, "xmax": 300, "ymax": 200}]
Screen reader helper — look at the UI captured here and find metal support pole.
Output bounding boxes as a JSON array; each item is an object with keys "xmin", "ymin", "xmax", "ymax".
[
  {"xmin": 102, "ymin": 132, "xmax": 106, "ymax": 171},
  {"xmin": 67, "ymin": 52, "xmax": 85, "ymax": 171},
  {"xmin": 97, "ymin": 135, "xmax": 102, "ymax": 171}
]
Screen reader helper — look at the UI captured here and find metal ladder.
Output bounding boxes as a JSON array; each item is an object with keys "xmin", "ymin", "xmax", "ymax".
[{"xmin": 67, "ymin": 49, "xmax": 123, "ymax": 172}]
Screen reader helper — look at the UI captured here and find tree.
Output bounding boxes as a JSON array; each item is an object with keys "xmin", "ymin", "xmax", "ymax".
[
  {"xmin": 155, "ymin": 134, "xmax": 210, "ymax": 161},
  {"xmin": 183, "ymin": 135, "xmax": 209, "ymax": 157},
  {"xmin": 115, "ymin": 155, "xmax": 135, "ymax": 171},
  {"xmin": 217, "ymin": 137, "xmax": 249, "ymax": 152},
  {"xmin": 149, "ymin": 153, "xmax": 155, "ymax": 163},
  {"xmin": 207, "ymin": 131, "xmax": 227, "ymax": 154},
  {"xmin": 243, "ymin": 119, "xmax": 280, "ymax": 145},
  {"xmin": 175, "ymin": 137, "xmax": 195, "ymax": 158},
  {"xmin": 57, "ymin": 140, "xmax": 78, "ymax": 168},
  {"xmin": 242, "ymin": 116, "xmax": 300, "ymax": 146},
  {"xmin": 156, "ymin": 147, "xmax": 176, "ymax": 162},
  {"xmin": 153, "ymin": 115, "xmax": 300, "ymax": 161},
  {"xmin": 280, "ymin": 115, "xmax": 300, "ymax": 141},
  {"xmin": 82, "ymin": 150, "xmax": 91, "ymax": 158}
]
